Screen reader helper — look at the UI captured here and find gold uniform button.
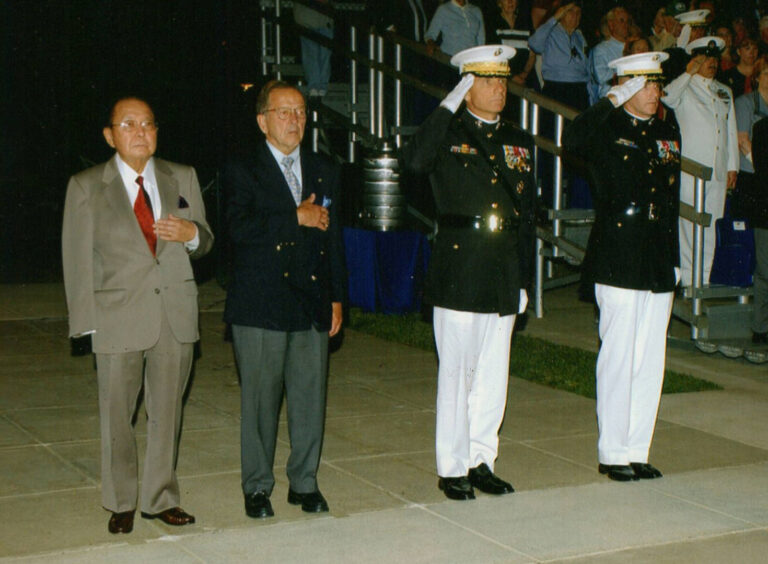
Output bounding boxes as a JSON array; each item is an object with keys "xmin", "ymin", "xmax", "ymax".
[
  {"xmin": 623, "ymin": 154, "xmax": 629, "ymax": 161},
  {"xmin": 453, "ymin": 243, "xmax": 460, "ymax": 249},
  {"xmin": 284, "ymin": 272, "xmax": 289, "ymax": 278},
  {"xmin": 651, "ymin": 187, "xmax": 657, "ymax": 193},
  {"xmin": 641, "ymin": 131, "xmax": 646, "ymax": 136},
  {"xmin": 617, "ymin": 222, "xmax": 622, "ymax": 227},
  {"xmin": 464, "ymin": 163, "xmax": 469, "ymax": 168},
  {"xmin": 487, "ymin": 132, "xmax": 493, "ymax": 138},
  {"xmin": 491, "ymin": 202, "xmax": 499, "ymax": 209},
  {"xmin": 648, "ymin": 169, "xmax": 653, "ymax": 174},
  {"xmin": 489, "ymin": 154, "xmax": 496, "ymax": 160},
  {"xmin": 491, "ymin": 178, "xmax": 498, "ymax": 184},
  {"xmin": 276, "ymin": 244, "xmax": 281, "ymax": 251},
  {"xmin": 647, "ymin": 148, "xmax": 653, "ymax": 154},
  {"xmin": 311, "ymin": 275, "xmax": 317, "ymax": 281}
]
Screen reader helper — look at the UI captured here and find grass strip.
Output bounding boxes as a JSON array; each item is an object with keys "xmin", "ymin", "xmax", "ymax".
[{"xmin": 348, "ymin": 308, "xmax": 722, "ymax": 398}]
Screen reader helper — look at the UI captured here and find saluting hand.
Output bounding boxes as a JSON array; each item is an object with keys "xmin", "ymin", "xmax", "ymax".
[{"xmin": 686, "ymin": 54, "xmax": 705, "ymax": 76}]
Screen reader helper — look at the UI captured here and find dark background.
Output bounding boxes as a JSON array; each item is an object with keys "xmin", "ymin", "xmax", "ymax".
[
  {"xmin": 1, "ymin": 0, "xmax": 277, "ymax": 283},
  {"xmin": 1, "ymin": 0, "xmax": 761, "ymax": 284}
]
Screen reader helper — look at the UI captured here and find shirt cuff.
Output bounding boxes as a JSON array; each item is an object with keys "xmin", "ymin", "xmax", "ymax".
[
  {"xmin": 73, "ymin": 330, "xmax": 96, "ymax": 337},
  {"xmin": 184, "ymin": 224, "xmax": 200, "ymax": 253}
]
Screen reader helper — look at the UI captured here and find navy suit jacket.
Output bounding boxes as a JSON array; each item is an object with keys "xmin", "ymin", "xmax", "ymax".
[{"xmin": 223, "ymin": 141, "xmax": 346, "ymax": 332}]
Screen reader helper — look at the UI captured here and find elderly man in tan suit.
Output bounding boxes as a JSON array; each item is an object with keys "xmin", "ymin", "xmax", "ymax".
[{"xmin": 62, "ymin": 97, "xmax": 213, "ymax": 534}]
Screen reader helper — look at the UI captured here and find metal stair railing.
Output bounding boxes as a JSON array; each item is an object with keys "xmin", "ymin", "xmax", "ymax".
[{"xmin": 258, "ymin": 0, "xmax": 751, "ymax": 341}]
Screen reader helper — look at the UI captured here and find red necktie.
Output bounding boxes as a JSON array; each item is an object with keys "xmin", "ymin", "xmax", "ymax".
[{"xmin": 134, "ymin": 175, "xmax": 157, "ymax": 255}]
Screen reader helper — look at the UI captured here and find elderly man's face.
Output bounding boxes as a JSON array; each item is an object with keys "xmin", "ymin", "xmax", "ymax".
[
  {"xmin": 623, "ymin": 79, "xmax": 661, "ymax": 119},
  {"xmin": 256, "ymin": 87, "xmax": 307, "ymax": 155},
  {"xmin": 103, "ymin": 98, "xmax": 158, "ymax": 173},
  {"xmin": 562, "ymin": 6, "xmax": 581, "ymax": 32},
  {"xmin": 465, "ymin": 76, "xmax": 507, "ymax": 120},
  {"xmin": 609, "ymin": 8, "xmax": 630, "ymax": 41}
]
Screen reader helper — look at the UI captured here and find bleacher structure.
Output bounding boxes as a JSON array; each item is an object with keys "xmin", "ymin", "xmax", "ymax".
[{"xmin": 257, "ymin": 0, "xmax": 767, "ymax": 364}]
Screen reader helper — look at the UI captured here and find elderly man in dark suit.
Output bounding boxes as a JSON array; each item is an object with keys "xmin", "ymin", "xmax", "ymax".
[
  {"xmin": 224, "ymin": 80, "xmax": 346, "ymax": 519},
  {"xmin": 62, "ymin": 96, "xmax": 213, "ymax": 534}
]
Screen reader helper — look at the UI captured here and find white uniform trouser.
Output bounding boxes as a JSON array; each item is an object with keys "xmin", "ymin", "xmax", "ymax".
[
  {"xmin": 679, "ymin": 173, "xmax": 727, "ymax": 287},
  {"xmin": 594, "ymin": 284, "xmax": 674, "ymax": 465},
  {"xmin": 433, "ymin": 307, "xmax": 515, "ymax": 477}
]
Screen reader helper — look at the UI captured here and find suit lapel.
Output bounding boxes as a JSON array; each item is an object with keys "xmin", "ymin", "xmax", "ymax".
[
  {"xmin": 101, "ymin": 157, "xmax": 153, "ymax": 252},
  {"xmin": 154, "ymin": 159, "xmax": 179, "ymax": 257},
  {"xmin": 257, "ymin": 142, "xmax": 298, "ymax": 207}
]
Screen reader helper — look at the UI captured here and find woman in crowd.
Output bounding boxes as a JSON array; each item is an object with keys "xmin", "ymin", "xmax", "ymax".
[
  {"xmin": 623, "ymin": 35, "xmax": 650, "ymax": 56},
  {"xmin": 719, "ymin": 37, "xmax": 759, "ymax": 97},
  {"xmin": 487, "ymin": 0, "xmax": 538, "ymax": 88}
]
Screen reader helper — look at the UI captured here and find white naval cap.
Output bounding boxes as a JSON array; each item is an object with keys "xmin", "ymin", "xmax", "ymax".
[
  {"xmin": 685, "ymin": 36, "xmax": 725, "ymax": 56},
  {"xmin": 674, "ymin": 9, "xmax": 710, "ymax": 27},
  {"xmin": 449, "ymin": 44, "xmax": 517, "ymax": 77},
  {"xmin": 608, "ymin": 51, "xmax": 669, "ymax": 79}
]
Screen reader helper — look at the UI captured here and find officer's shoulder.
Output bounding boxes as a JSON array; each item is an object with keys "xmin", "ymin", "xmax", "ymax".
[
  {"xmin": 499, "ymin": 120, "xmax": 534, "ymax": 146},
  {"xmin": 651, "ymin": 116, "xmax": 680, "ymax": 138}
]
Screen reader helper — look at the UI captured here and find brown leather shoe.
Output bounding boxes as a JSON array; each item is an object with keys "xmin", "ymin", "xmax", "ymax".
[
  {"xmin": 140, "ymin": 506, "xmax": 195, "ymax": 526},
  {"xmin": 108, "ymin": 510, "xmax": 135, "ymax": 534}
]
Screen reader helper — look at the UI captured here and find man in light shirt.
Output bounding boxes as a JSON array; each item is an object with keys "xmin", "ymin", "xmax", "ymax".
[
  {"xmin": 425, "ymin": 0, "xmax": 485, "ymax": 57},
  {"xmin": 588, "ymin": 6, "xmax": 632, "ymax": 104}
]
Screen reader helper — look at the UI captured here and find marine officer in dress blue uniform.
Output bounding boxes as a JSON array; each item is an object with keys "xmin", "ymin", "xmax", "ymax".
[
  {"xmin": 401, "ymin": 45, "xmax": 537, "ymax": 500},
  {"xmin": 564, "ymin": 52, "xmax": 682, "ymax": 482}
]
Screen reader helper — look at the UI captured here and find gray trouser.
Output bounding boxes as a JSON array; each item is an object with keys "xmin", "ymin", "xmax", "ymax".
[
  {"xmin": 232, "ymin": 325, "xmax": 328, "ymax": 496},
  {"xmin": 96, "ymin": 312, "xmax": 193, "ymax": 513},
  {"xmin": 754, "ymin": 228, "xmax": 768, "ymax": 334}
]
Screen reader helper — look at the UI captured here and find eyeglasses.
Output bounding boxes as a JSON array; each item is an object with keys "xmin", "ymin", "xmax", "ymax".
[
  {"xmin": 111, "ymin": 120, "xmax": 158, "ymax": 133},
  {"xmin": 264, "ymin": 107, "xmax": 307, "ymax": 120}
]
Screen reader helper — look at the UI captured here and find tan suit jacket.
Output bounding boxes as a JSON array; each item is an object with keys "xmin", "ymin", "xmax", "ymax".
[{"xmin": 62, "ymin": 155, "xmax": 213, "ymax": 353}]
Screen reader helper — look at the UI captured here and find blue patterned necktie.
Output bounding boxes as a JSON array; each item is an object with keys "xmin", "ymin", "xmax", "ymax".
[{"xmin": 281, "ymin": 156, "xmax": 302, "ymax": 206}]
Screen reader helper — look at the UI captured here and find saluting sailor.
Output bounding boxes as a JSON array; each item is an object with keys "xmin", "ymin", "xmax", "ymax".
[
  {"xmin": 564, "ymin": 52, "xmax": 681, "ymax": 482},
  {"xmin": 662, "ymin": 36, "xmax": 739, "ymax": 287},
  {"xmin": 401, "ymin": 45, "xmax": 536, "ymax": 501}
]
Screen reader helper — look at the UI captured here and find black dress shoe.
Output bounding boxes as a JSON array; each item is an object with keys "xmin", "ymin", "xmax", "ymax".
[
  {"xmin": 598, "ymin": 464, "xmax": 638, "ymax": 482},
  {"xmin": 630, "ymin": 462, "xmax": 663, "ymax": 479},
  {"xmin": 140, "ymin": 506, "xmax": 195, "ymax": 526},
  {"xmin": 468, "ymin": 463, "xmax": 514, "ymax": 495},
  {"xmin": 108, "ymin": 510, "xmax": 135, "ymax": 534},
  {"xmin": 438, "ymin": 476, "xmax": 475, "ymax": 500},
  {"xmin": 287, "ymin": 489, "xmax": 329, "ymax": 513},
  {"xmin": 245, "ymin": 491, "xmax": 274, "ymax": 518},
  {"xmin": 753, "ymin": 332, "xmax": 768, "ymax": 344}
]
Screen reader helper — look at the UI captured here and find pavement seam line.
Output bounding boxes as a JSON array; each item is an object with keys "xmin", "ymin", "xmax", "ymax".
[
  {"xmin": 0, "ymin": 413, "xmax": 99, "ymax": 486},
  {"xmin": 321, "ymin": 459, "xmax": 537, "ymax": 560},
  {"xmin": 537, "ymin": 525, "xmax": 768, "ymax": 563}
]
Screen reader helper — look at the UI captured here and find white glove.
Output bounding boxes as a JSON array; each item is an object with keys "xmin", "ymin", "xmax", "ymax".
[
  {"xmin": 676, "ymin": 24, "xmax": 691, "ymax": 49},
  {"xmin": 606, "ymin": 76, "xmax": 646, "ymax": 107},
  {"xmin": 440, "ymin": 74, "xmax": 475, "ymax": 113},
  {"xmin": 518, "ymin": 289, "xmax": 528, "ymax": 314},
  {"xmin": 674, "ymin": 267, "xmax": 681, "ymax": 286}
]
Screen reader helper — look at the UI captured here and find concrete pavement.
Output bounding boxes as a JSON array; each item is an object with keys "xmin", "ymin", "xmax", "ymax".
[{"xmin": 0, "ymin": 281, "xmax": 767, "ymax": 563}]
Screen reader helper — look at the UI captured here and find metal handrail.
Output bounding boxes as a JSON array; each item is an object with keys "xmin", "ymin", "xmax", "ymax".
[{"xmin": 259, "ymin": 2, "xmax": 727, "ymax": 338}]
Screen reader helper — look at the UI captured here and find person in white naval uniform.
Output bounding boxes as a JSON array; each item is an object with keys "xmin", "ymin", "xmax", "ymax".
[{"xmin": 662, "ymin": 36, "xmax": 739, "ymax": 287}]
